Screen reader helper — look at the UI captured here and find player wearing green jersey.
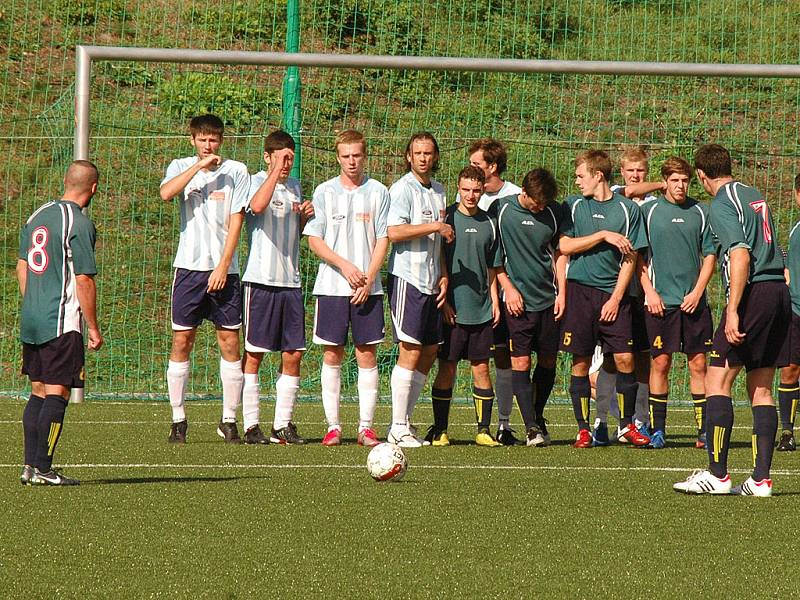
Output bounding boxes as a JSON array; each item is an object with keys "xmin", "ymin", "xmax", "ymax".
[
  {"xmin": 559, "ymin": 150, "xmax": 651, "ymax": 448},
  {"xmin": 638, "ymin": 157, "xmax": 716, "ymax": 449},
  {"xmin": 427, "ymin": 166, "xmax": 503, "ymax": 447},
  {"xmin": 776, "ymin": 174, "xmax": 800, "ymax": 452},
  {"xmin": 18, "ymin": 161, "xmax": 103, "ymax": 486},
  {"xmin": 674, "ymin": 144, "xmax": 789, "ymax": 497}
]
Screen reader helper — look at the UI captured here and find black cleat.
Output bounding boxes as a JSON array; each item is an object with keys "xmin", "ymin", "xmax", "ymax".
[
  {"xmin": 776, "ymin": 430, "xmax": 796, "ymax": 452},
  {"xmin": 31, "ymin": 469, "xmax": 79, "ymax": 486},
  {"xmin": 270, "ymin": 422, "xmax": 306, "ymax": 445},
  {"xmin": 496, "ymin": 426, "xmax": 522, "ymax": 446},
  {"xmin": 20, "ymin": 465, "xmax": 34, "ymax": 486},
  {"xmin": 168, "ymin": 420, "xmax": 188, "ymax": 444},
  {"xmin": 243, "ymin": 424, "xmax": 269, "ymax": 445},
  {"xmin": 217, "ymin": 421, "xmax": 242, "ymax": 444}
]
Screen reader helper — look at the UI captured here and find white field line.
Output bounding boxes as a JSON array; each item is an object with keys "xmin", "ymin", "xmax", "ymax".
[{"xmin": 2, "ymin": 463, "xmax": 800, "ymax": 476}]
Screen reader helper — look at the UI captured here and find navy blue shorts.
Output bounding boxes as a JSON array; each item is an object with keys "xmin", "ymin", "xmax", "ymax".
[
  {"xmin": 243, "ymin": 283, "xmax": 305, "ymax": 352},
  {"xmin": 559, "ymin": 281, "xmax": 633, "ymax": 356},
  {"xmin": 630, "ymin": 295, "xmax": 650, "ymax": 352},
  {"xmin": 505, "ymin": 305, "xmax": 560, "ymax": 357},
  {"xmin": 171, "ymin": 268, "xmax": 242, "ymax": 330},
  {"xmin": 492, "ymin": 309, "xmax": 509, "ymax": 349},
  {"xmin": 313, "ymin": 295, "xmax": 385, "ymax": 346},
  {"xmin": 439, "ymin": 320, "xmax": 494, "ymax": 362},
  {"xmin": 22, "ymin": 331, "xmax": 85, "ymax": 388},
  {"xmin": 790, "ymin": 311, "xmax": 800, "ymax": 366},
  {"xmin": 388, "ymin": 275, "xmax": 443, "ymax": 346},
  {"xmin": 644, "ymin": 304, "xmax": 713, "ymax": 357}
]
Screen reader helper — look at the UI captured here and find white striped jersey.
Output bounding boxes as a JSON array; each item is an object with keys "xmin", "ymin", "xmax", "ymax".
[
  {"xmin": 303, "ymin": 176, "xmax": 390, "ymax": 296},
  {"xmin": 162, "ymin": 156, "xmax": 249, "ymax": 273},
  {"xmin": 242, "ymin": 172, "xmax": 303, "ymax": 288},
  {"xmin": 18, "ymin": 200, "xmax": 96, "ymax": 344},
  {"xmin": 456, "ymin": 180, "xmax": 522, "ymax": 212},
  {"xmin": 387, "ymin": 172, "xmax": 447, "ymax": 294}
]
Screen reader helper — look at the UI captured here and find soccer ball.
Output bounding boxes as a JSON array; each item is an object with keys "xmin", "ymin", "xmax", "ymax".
[{"xmin": 366, "ymin": 443, "xmax": 408, "ymax": 482}]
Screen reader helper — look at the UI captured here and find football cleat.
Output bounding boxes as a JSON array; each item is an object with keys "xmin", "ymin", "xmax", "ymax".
[
  {"xmin": 573, "ymin": 428, "xmax": 593, "ymax": 449},
  {"xmin": 526, "ymin": 425, "xmax": 546, "ymax": 447},
  {"xmin": 673, "ymin": 469, "xmax": 731, "ymax": 494},
  {"xmin": 616, "ymin": 426, "xmax": 628, "ymax": 444},
  {"xmin": 243, "ymin": 424, "xmax": 269, "ymax": 445},
  {"xmin": 636, "ymin": 421, "xmax": 650, "ymax": 438},
  {"xmin": 647, "ymin": 430, "xmax": 666, "ymax": 449},
  {"xmin": 731, "ymin": 477, "xmax": 773, "ymax": 497},
  {"xmin": 537, "ymin": 417, "xmax": 552, "ymax": 446},
  {"xmin": 496, "ymin": 426, "xmax": 522, "ymax": 446},
  {"xmin": 20, "ymin": 464, "xmax": 34, "ymax": 486},
  {"xmin": 388, "ymin": 427, "xmax": 426, "ymax": 448},
  {"xmin": 322, "ymin": 428, "xmax": 342, "ymax": 446},
  {"xmin": 695, "ymin": 431, "xmax": 707, "ymax": 449},
  {"xmin": 776, "ymin": 430, "xmax": 795, "ymax": 452},
  {"xmin": 476, "ymin": 428, "xmax": 501, "ymax": 447},
  {"xmin": 424, "ymin": 426, "xmax": 450, "ymax": 447},
  {"xmin": 168, "ymin": 420, "xmax": 188, "ymax": 444},
  {"xmin": 357, "ymin": 427, "xmax": 381, "ymax": 447},
  {"xmin": 592, "ymin": 421, "xmax": 610, "ymax": 447},
  {"xmin": 217, "ymin": 421, "xmax": 242, "ymax": 444},
  {"xmin": 30, "ymin": 469, "xmax": 80, "ymax": 486},
  {"xmin": 270, "ymin": 422, "xmax": 306, "ymax": 445},
  {"xmin": 618, "ymin": 423, "xmax": 650, "ymax": 446}
]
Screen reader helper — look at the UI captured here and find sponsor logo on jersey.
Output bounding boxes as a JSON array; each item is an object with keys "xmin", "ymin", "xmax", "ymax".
[
  {"xmin": 422, "ymin": 209, "xmax": 433, "ymax": 218},
  {"xmin": 592, "ymin": 214, "xmax": 605, "ymax": 219},
  {"xmin": 272, "ymin": 199, "xmax": 284, "ymax": 209},
  {"xmin": 671, "ymin": 218, "xmax": 685, "ymax": 223},
  {"xmin": 464, "ymin": 227, "xmax": 478, "ymax": 233},
  {"xmin": 332, "ymin": 213, "xmax": 346, "ymax": 223},
  {"xmin": 356, "ymin": 212, "xmax": 371, "ymax": 223},
  {"xmin": 521, "ymin": 220, "xmax": 535, "ymax": 226},
  {"xmin": 709, "ymin": 351, "xmax": 720, "ymax": 358},
  {"xmin": 209, "ymin": 190, "xmax": 227, "ymax": 202}
]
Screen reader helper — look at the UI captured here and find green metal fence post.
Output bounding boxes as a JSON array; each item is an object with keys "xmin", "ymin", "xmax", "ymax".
[{"xmin": 282, "ymin": 0, "xmax": 302, "ymax": 178}]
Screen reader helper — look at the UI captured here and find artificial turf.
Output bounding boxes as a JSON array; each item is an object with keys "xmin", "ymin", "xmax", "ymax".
[{"xmin": 2, "ymin": 400, "xmax": 799, "ymax": 598}]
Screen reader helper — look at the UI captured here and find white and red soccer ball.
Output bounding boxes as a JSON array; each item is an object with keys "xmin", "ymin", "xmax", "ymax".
[{"xmin": 366, "ymin": 443, "xmax": 408, "ymax": 482}]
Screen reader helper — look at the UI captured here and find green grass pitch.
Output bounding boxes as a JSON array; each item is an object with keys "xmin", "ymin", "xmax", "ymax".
[{"xmin": 2, "ymin": 400, "xmax": 799, "ymax": 598}]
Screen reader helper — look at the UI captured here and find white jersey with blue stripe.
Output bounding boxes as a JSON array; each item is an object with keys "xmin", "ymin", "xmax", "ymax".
[
  {"xmin": 387, "ymin": 172, "xmax": 447, "ymax": 295},
  {"xmin": 162, "ymin": 156, "xmax": 249, "ymax": 273}
]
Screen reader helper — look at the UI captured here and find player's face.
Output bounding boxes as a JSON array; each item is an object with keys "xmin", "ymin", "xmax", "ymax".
[
  {"xmin": 519, "ymin": 190, "xmax": 546, "ymax": 213},
  {"xmin": 620, "ymin": 161, "xmax": 647, "ymax": 186},
  {"xmin": 407, "ymin": 139, "xmax": 438, "ymax": 178},
  {"xmin": 664, "ymin": 172, "xmax": 690, "ymax": 204},
  {"xmin": 336, "ymin": 142, "xmax": 366, "ymax": 181},
  {"xmin": 191, "ymin": 133, "xmax": 222, "ymax": 159},
  {"xmin": 469, "ymin": 150, "xmax": 494, "ymax": 179},
  {"xmin": 458, "ymin": 177, "xmax": 484, "ymax": 210},
  {"xmin": 794, "ymin": 189, "xmax": 800, "ymax": 209},
  {"xmin": 575, "ymin": 162, "xmax": 601, "ymax": 197},
  {"xmin": 265, "ymin": 150, "xmax": 294, "ymax": 182}
]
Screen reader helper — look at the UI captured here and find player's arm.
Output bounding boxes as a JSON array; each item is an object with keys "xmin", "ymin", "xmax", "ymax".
[
  {"xmin": 619, "ymin": 181, "xmax": 665, "ymax": 198},
  {"xmin": 351, "ymin": 237, "xmax": 389, "ymax": 305},
  {"xmin": 496, "ymin": 266, "xmax": 524, "ymax": 317},
  {"xmin": 307, "ymin": 236, "xmax": 367, "ymax": 290},
  {"xmin": 76, "ymin": 274, "xmax": 102, "ymax": 350},
  {"xmin": 159, "ymin": 155, "xmax": 221, "ymax": 201},
  {"xmin": 724, "ymin": 247, "xmax": 749, "ymax": 345},
  {"xmin": 208, "ymin": 211, "xmax": 244, "ymax": 292},
  {"xmin": 554, "ymin": 250, "xmax": 568, "ymax": 320},
  {"xmin": 388, "ymin": 221, "xmax": 454, "ymax": 244},
  {"xmin": 558, "ymin": 230, "xmax": 633, "ymax": 256},
  {"xmin": 489, "ymin": 267, "xmax": 501, "ymax": 327},
  {"xmin": 16, "ymin": 259, "xmax": 27, "ymax": 295},
  {"xmin": 681, "ymin": 254, "xmax": 716, "ymax": 313},
  {"xmin": 600, "ymin": 250, "xmax": 637, "ymax": 322},
  {"xmin": 249, "ymin": 149, "xmax": 294, "ymax": 214},
  {"xmin": 637, "ymin": 254, "xmax": 664, "ymax": 317},
  {"xmin": 436, "ymin": 249, "xmax": 449, "ymax": 308}
]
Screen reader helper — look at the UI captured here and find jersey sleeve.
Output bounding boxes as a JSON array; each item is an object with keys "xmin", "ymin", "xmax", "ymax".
[
  {"xmin": 70, "ymin": 214, "xmax": 97, "ymax": 276},
  {"xmin": 230, "ymin": 166, "xmax": 250, "ymax": 214},
  {"xmin": 710, "ymin": 197, "xmax": 751, "ymax": 254},
  {"xmin": 161, "ymin": 158, "xmax": 184, "ymax": 187},
  {"xmin": 560, "ymin": 198, "xmax": 577, "ymax": 238},
  {"xmin": 302, "ymin": 185, "xmax": 327, "ymax": 238},
  {"xmin": 489, "ymin": 216, "xmax": 503, "ymax": 268},
  {"xmin": 246, "ymin": 172, "xmax": 265, "ymax": 207},
  {"xmin": 387, "ymin": 181, "xmax": 412, "ymax": 226},
  {"xmin": 18, "ymin": 224, "xmax": 29, "ymax": 261},
  {"xmin": 699, "ymin": 205, "xmax": 716, "ymax": 256},
  {"xmin": 627, "ymin": 201, "xmax": 649, "ymax": 251},
  {"xmin": 375, "ymin": 186, "xmax": 390, "ymax": 239}
]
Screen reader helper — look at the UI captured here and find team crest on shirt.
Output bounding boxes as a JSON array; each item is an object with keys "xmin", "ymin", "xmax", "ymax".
[
  {"xmin": 209, "ymin": 190, "xmax": 227, "ymax": 202},
  {"xmin": 332, "ymin": 213, "xmax": 346, "ymax": 223},
  {"xmin": 356, "ymin": 212, "xmax": 371, "ymax": 223}
]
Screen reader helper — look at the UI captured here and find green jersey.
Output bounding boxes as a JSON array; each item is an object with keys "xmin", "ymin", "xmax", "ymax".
[
  {"xmin": 563, "ymin": 192, "xmax": 648, "ymax": 294},
  {"xmin": 642, "ymin": 196, "xmax": 715, "ymax": 308},
  {"xmin": 443, "ymin": 204, "xmax": 502, "ymax": 325},
  {"xmin": 787, "ymin": 219, "xmax": 800, "ymax": 316},
  {"xmin": 18, "ymin": 200, "xmax": 97, "ymax": 344},
  {"xmin": 709, "ymin": 181, "xmax": 784, "ymax": 295},
  {"xmin": 491, "ymin": 194, "xmax": 569, "ymax": 311}
]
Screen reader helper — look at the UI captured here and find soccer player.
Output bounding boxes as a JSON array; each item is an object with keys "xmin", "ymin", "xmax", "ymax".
[
  {"xmin": 466, "ymin": 139, "xmax": 523, "ymax": 444},
  {"xmin": 387, "ymin": 131, "xmax": 453, "ymax": 448},
  {"xmin": 160, "ymin": 114, "xmax": 249, "ymax": 444},
  {"xmin": 638, "ymin": 156, "xmax": 716, "ymax": 449},
  {"xmin": 18, "ymin": 160, "xmax": 103, "ymax": 486},
  {"xmin": 674, "ymin": 144, "xmax": 789, "ymax": 496},
  {"xmin": 241, "ymin": 131, "xmax": 314, "ymax": 445},
  {"xmin": 426, "ymin": 165, "xmax": 503, "ymax": 447},
  {"xmin": 559, "ymin": 150, "xmax": 651, "ymax": 448},
  {"xmin": 493, "ymin": 168, "xmax": 568, "ymax": 446},
  {"xmin": 777, "ymin": 174, "xmax": 800, "ymax": 452},
  {"xmin": 303, "ymin": 129, "xmax": 389, "ymax": 447}
]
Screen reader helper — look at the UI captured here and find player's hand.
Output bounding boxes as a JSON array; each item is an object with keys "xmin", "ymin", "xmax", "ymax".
[
  {"xmin": 87, "ymin": 327, "xmax": 103, "ymax": 351},
  {"xmin": 680, "ymin": 291, "xmax": 701, "ymax": 314},
  {"xmin": 207, "ymin": 266, "xmax": 228, "ymax": 292},
  {"xmin": 442, "ymin": 302, "xmax": 456, "ymax": 325},
  {"xmin": 554, "ymin": 292, "xmax": 566, "ymax": 321},
  {"xmin": 198, "ymin": 154, "xmax": 222, "ymax": 170},
  {"xmin": 602, "ymin": 231, "xmax": 633, "ymax": 255},
  {"xmin": 645, "ymin": 290, "xmax": 665, "ymax": 317},
  {"xmin": 438, "ymin": 222, "xmax": 455, "ymax": 243},
  {"xmin": 350, "ymin": 284, "xmax": 370, "ymax": 306},
  {"xmin": 273, "ymin": 147, "xmax": 294, "ymax": 171},
  {"xmin": 600, "ymin": 296, "xmax": 620, "ymax": 322},
  {"xmin": 724, "ymin": 309, "xmax": 746, "ymax": 346},
  {"xmin": 491, "ymin": 302, "xmax": 501, "ymax": 327},
  {"xmin": 503, "ymin": 285, "xmax": 525, "ymax": 317},
  {"xmin": 298, "ymin": 200, "xmax": 314, "ymax": 219},
  {"xmin": 340, "ymin": 262, "xmax": 367, "ymax": 289},
  {"xmin": 435, "ymin": 275, "xmax": 448, "ymax": 308}
]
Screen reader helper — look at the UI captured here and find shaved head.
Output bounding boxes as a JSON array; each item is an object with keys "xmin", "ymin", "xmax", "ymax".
[{"xmin": 64, "ymin": 160, "xmax": 99, "ymax": 193}]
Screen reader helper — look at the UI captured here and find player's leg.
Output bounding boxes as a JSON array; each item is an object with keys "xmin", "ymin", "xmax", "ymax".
[
  {"xmin": 167, "ymin": 328, "xmax": 195, "ymax": 442},
  {"xmin": 569, "ymin": 356, "xmax": 593, "ymax": 448},
  {"xmin": 472, "ymin": 359, "xmax": 500, "ymax": 447},
  {"xmin": 240, "ymin": 282, "xmax": 274, "ymax": 445},
  {"xmin": 429, "ymin": 357, "xmax": 456, "ymax": 445},
  {"xmin": 241, "ymin": 351, "xmax": 268, "ymax": 444},
  {"xmin": 683, "ymin": 304, "xmax": 714, "ymax": 449},
  {"xmin": 591, "ymin": 351, "xmax": 615, "ymax": 445},
  {"xmin": 313, "ymin": 296, "xmax": 350, "ymax": 445},
  {"xmin": 532, "ymin": 306, "xmax": 560, "ymax": 445},
  {"xmin": 20, "ymin": 343, "xmax": 46, "ymax": 483},
  {"xmin": 505, "ymin": 309, "xmax": 536, "ymax": 444},
  {"xmin": 648, "ymin": 353, "xmax": 671, "ymax": 448},
  {"xmin": 271, "ymin": 350, "xmax": 305, "ymax": 444},
  {"xmin": 211, "ymin": 274, "xmax": 244, "ymax": 443},
  {"xmin": 631, "ymin": 296, "xmax": 651, "ymax": 432},
  {"xmin": 492, "ymin": 342, "xmax": 514, "ymax": 435},
  {"xmin": 687, "ymin": 352, "xmax": 708, "ymax": 449},
  {"xmin": 739, "ymin": 367, "xmax": 779, "ymax": 493},
  {"xmin": 351, "ymin": 295, "xmax": 385, "ymax": 446},
  {"xmin": 777, "ymin": 364, "xmax": 800, "ymax": 451}
]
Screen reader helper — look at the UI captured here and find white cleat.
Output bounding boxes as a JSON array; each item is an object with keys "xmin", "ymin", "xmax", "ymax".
[
  {"xmin": 388, "ymin": 427, "xmax": 426, "ymax": 448},
  {"xmin": 673, "ymin": 469, "xmax": 732, "ymax": 494},
  {"xmin": 731, "ymin": 476, "xmax": 773, "ymax": 497}
]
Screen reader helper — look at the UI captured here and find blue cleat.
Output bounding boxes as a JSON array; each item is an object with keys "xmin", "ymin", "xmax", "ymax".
[
  {"xmin": 637, "ymin": 422, "xmax": 650, "ymax": 438},
  {"xmin": 592, "ymin": 421, "xmax": 610, "ymax": 446},
  {"xmin": 648, "ymin": 430, "xmax": 666, "ymax": 449}
]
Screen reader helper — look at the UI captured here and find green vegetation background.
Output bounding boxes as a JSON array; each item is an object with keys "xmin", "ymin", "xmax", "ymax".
[{"xmin": 1, "ymin": 0, "xmax": 799, "ymax": 401}]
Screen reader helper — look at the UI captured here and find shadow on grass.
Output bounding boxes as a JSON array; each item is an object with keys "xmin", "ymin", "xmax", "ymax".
[{"xmin": 82, "ymin": 475, "xmax": 264, "ymax": 485}]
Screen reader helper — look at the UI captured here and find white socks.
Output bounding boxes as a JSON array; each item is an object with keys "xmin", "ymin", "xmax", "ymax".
[
  {"xmin": 358, "ymin": 366, "xmax": 379, "ymax": 431},
  {"xmin": 167, "ymin": 360, "xmax": 190, "ymax": 423},
  {"xmin": 275, "ymin": 374, "xmax": 300, "ymax": 429},
  {"xmin": 406, "ymin": 370, "xmax": 427, "ymax": 424},
  {"xmin": 242, "ymin": 373, "xmax": 259, "ymax": 431},
  {"xmin": 220, "ymin": 358, "xmax": 244, "ymax": 423},
  {"xmin": 321, "ymin": 362, "xmax": 341, "ymax": 430},
  {"xmin": 391, "ymin": 365, "xmax": 414, "ymax": 429},
  {"xmin": 495, "ymin": 368, "xmax": 513, "ymax": 424}
]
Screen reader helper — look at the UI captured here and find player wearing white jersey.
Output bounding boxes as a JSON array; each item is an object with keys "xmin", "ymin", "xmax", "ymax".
[
  {"xmin": 387, "ymin": 132, "xmax": 454, "ymax": 448},
  {"xmin": 303, "ymin": 130, "xmax": 390, "ymax": 447},
  {"xmin": 241, "ymin": 131, "xmax": 314, "ymax": 445},
  {"xmin": 160, "ymin": 114, "xmax": 249, "ymax": 445}
]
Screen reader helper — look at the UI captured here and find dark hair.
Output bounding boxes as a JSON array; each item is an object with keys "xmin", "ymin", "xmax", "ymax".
[
  {"xmin": 264, "ymin": 130, "xmax": 296, "ymax": 154},
  {"xmin": 189, "ymin": 114, "xmax": 224, "ymax": 137},
  {"xmin": 575, "ymin": 150, "xmax": 612, "ymax": 182},
  {"xmin": 404, "ymin": 132, "xmax": 440, "ymax": 173},
  {"xmin": 458, "ymin": 165, "xmax": 486, "ymax": 185},
  {"xmin": 694, "ymin": 144, "xmax": 732, "ymax": 179},
  {"xmin": 661, "ymin": 156, "xmax": 693, "ymax": 180},
  {"xmin": 468, "ymin": 138, "xmax": 508, "ymax": 175},
  {"xmin": 793, "ymin": 173, "xmax": 800, "ymax": 192},
  {"xmin": 64, "ymin": 160, "xmax": 99, "ymax": 191},
  {"xmin": 522, "ymin": 168, "xmax": 558, "ymax": 204}
]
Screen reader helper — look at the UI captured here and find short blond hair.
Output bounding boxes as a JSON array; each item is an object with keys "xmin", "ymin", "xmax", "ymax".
[
  {"xmin": 620, "ymin": 146, "xmax": 648, "ymax": 167},
  {"xmin": 334, "ymin": 129, "xmax": 366, "ymax": 154}
]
